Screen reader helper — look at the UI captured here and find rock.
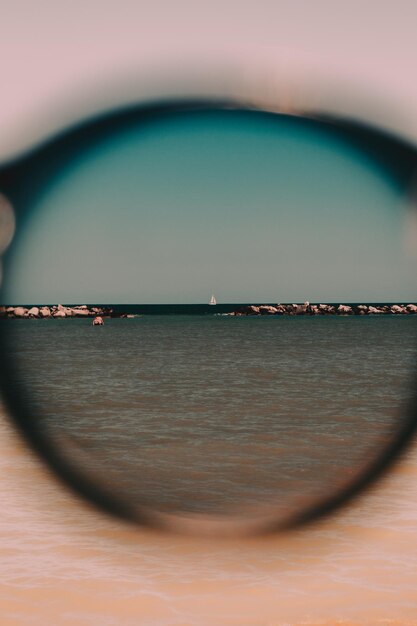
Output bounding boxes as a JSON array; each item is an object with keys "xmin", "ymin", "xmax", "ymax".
[
  {"xmin": 318, "ymin": 304, "xmax": 335, "ymax": 314},
  {"xmin": 71, "ymin": 309, "xmax": 90, "ymax": 316},
  {"xmin": 27, "ymin": 306, "xmax": 40, "ymax": 317},
  {"xmin": 275, "ymin": 305, "xmax": 287, "ymax": 314},
  {"xmin": 406, "ymin": 304, "xmax": 417, "ymax": 313},
  {"xmin": 259, "ymin": 305, "xmax": 278, "ymax": 315},
  {"xmin": 368, "ymin": 306, "xmax": 383, "ymax": 314},
  {"xmin": 391, "ymin": 305, "xmax": 405, "ymax": 314},
  {"xmin": 337, "ymin": 304, "xmax": 353, "ymax": 314},
  {"xmin": 357, "ymin": 305, "xmax": 368, "ymax": 315},
  {"xmin": 53, "ymin": 310, "xmax": 66, "ymax": 318},
  {"xmin": 285, "ymin": 304, "xmax": 298, "ymax": 315},
  {"xmin": 14, "ymin": 307, "xmax": 27, "ymax": 317},
  {"xmin": 39, "ymin": 307, "xmax": 51, "ymax": 318},
  {"xmin": 295, "ymin": 303, "xmax": 308, "ymax": 314},
  {"xmin": 237, "ymin": 305, "xmax": 260, "ymax": 315}
]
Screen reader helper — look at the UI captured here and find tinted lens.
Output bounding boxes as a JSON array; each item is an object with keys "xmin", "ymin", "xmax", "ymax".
[{"xmin": 1, "ymin": 106, "xmax": 417, "ymax": 532}]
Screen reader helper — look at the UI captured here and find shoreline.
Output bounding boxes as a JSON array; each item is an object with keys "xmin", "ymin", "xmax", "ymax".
[
  {"xmin": 228, "ymin": 302, "xmax": 417, "ymax": 316},
  {"xmin": 1, "ymin": 301, "xmax": 417, "ymax": 318}
]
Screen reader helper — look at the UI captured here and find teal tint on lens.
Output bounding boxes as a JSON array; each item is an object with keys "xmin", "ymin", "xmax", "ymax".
[
  {"xmin": 1, "ymin": 105, "xmax": 417, "ymax": 534},
  {"xmin": 6, "ymin": 110, "xmax": 417, "ymax": 304}
]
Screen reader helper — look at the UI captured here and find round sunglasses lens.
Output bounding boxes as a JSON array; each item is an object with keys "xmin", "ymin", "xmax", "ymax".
[{"xmin": 1, "ymin": 107, "xmax": 417, "ymax": 531}]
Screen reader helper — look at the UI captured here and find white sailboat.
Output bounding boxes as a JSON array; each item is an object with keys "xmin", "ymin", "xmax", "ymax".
[{"xmin": 209, "ymin": 294, "xmax": 217, "ymax": 305}]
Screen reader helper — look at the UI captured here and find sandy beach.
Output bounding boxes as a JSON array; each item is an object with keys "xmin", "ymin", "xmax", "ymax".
[{"xmin": 1, "ymin": 404, "xmax": 417, "ymax": 626}]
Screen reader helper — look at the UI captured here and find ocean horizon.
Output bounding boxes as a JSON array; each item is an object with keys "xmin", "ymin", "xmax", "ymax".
[{"xmin": 3, "ymin": 301, "xmax": 417, "ymax": 315}]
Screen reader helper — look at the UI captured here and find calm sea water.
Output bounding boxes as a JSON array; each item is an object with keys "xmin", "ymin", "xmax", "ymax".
[
  {"xmin": 4, "ymin": 314, "xmax": 417, "ymax": 525},
  {"xmin": 1, "ymin": 315, "xmax": 417, "ymax": 625}
]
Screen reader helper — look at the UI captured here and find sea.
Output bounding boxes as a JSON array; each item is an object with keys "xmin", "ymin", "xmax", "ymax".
[{"xmin": 1, "ymin": 309, "xmax": 417, "ymax": 624}]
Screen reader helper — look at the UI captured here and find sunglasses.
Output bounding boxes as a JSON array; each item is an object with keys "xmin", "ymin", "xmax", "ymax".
[{"xmin": 0, "ymin": 97, "xmax": 416, "ymax": 536}]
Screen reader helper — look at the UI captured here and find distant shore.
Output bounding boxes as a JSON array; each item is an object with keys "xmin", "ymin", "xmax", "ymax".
[
  {"xmin": 228, "ymin": 302, "xmax": 417, "ymax": 316},
  {"xmin": 0, "ymin": 304, "xmax": 115, "ymax": 319},
  {"xmin": 1, "ymin": 302, "xmax": 417, "ymax": 318}
]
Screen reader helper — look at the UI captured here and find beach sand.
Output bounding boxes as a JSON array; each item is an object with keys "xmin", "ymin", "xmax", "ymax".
[{"xmin": 0, "ymin": 405, "xmax": 417, "ymax": 626}]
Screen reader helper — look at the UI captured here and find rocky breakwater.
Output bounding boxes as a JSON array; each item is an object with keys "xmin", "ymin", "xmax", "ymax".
[
  {"xmin": 0, "ymin": 304, "xmax": 113, "ymax": 319},
  {"xmin": 229, "ymin": 302, "xmax": 417, "ymax": 316}
]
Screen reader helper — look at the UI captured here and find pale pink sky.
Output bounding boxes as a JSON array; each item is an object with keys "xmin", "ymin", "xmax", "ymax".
[{"xmin": 1, "ymin": 0, "xmax": 417, "ymax": 161}]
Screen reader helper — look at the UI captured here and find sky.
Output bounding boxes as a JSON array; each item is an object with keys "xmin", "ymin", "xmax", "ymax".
[
  {"xmin": 1, "ymin": 2, "xmax": 417, "ymax": 304},
  {"xmin": 3, "ymin": 108, "xmax": 416, "ymax": 304},
  {"xmin": 2, "ymin": 1, "xmax": 417, "ymax": 162}
]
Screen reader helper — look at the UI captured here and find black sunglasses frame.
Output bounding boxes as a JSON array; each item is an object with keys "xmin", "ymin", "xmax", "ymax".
[{"xmin": 0, "ymin": 98, "xmax": 417, "ymax": 535}]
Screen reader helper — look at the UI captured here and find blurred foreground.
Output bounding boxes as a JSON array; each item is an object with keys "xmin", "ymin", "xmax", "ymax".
[{"xmin": 0, "ymin": 405, "xmax": 417, "ymax": 625}]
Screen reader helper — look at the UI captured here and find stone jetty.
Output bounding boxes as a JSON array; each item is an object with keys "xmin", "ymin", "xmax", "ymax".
[
  {"xmin": 1, "ymin": 302, "xmax": 417, "ymax": 318},
  {"xmin": 227, "ymin": 302, "xmax": 417, "ymax": 316},
  {"xmin": 0, "ymin": 304, "xmax": 114, "ymax": 319}
]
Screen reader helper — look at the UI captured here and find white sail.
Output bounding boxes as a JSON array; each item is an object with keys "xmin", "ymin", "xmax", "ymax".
[{"xmin": 209, "ymin": 294, "xmax": 217, "ymax": 305}]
